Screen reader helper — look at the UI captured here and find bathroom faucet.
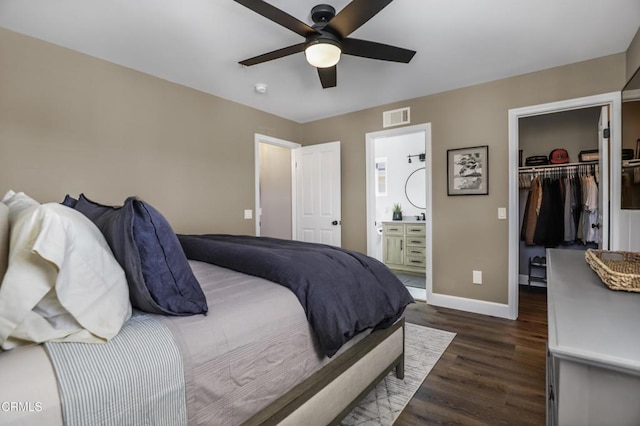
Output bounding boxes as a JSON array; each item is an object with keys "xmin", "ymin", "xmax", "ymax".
[{"xmin": 420, "ymin": 212, "xmax": 426, "ymax": 221}]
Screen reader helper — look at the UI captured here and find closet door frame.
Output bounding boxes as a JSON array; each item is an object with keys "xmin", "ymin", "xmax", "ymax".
[{"xmin": 507, "ymin": 92, "xmax": 622, "ymax": 320}]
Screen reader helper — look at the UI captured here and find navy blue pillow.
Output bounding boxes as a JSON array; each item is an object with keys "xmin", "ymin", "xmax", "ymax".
[
  {"xmin": 61, "ymin": 194, "xmax": 77, "ymax": 208},
  {"xmin": 74, "ymin": 194, "xmax": 208, "ymax": 316}
]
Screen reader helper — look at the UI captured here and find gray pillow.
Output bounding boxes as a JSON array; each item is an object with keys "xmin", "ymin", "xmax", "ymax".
[{"xmin": 73, "ymin": 194, "xmax": 208, "ymax": 316}]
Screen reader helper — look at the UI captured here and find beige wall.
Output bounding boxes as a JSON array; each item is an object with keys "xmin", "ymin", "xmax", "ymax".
[
  {"xmin": 0, "ymin": 25, "xmax": 633, "ymax": 306},
  {"xmin": 0, "ymin": 28, "xmax": 300, "ymax": 235},
  {"xmin": 300, "ymin": 54, "xmax": 626, "ymax": 304},
  {"xmin": 626, "ymin": 26, "xmax": 640, "ymax": 82}
]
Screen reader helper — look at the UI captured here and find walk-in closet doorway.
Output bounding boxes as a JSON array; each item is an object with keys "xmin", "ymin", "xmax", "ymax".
[{"xmin": 508, "ymin": 92, "xmax": 622, "ymax": 320}]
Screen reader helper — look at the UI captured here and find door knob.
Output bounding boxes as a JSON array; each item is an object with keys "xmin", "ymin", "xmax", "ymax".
[{"xmin": 332, "ymin": 220, "xmax": 338, "ymax": 226}]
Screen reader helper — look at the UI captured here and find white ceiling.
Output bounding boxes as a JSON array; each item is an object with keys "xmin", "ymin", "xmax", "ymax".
[{"xmin": 1, "ymin": 0, "xmax": 639, "ymax": 123}]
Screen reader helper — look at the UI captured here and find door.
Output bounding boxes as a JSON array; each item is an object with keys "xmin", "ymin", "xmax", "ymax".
[
  {"xmin": 383, "ymin": 236, "xmax": 404, "ymax": 267},
  {"xmin": 295, "ymin": 141, "xmax": 341, "ymax": 246},
  {"xmin": 598, "ymin": 105, "xmax": 610, "ymax": 249}
]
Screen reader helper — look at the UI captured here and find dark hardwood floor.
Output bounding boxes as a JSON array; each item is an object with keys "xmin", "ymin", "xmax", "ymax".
[{"xmin": 396, "ymin": 286, "xmax": 548, "ymax": 425}]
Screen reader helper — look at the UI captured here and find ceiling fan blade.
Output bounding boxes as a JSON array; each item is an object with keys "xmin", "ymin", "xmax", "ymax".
[
  {"xmin": 317, "ymin": 66, "xmax": 337, "ymax": 89},
  {"xmin": 239, "ymin": 43, "xmax": 306, "ymax": 66},
  {"xmin": 325, "ymin": 0, "xmax": 393, "ymax": 38},
  {"xmin": 234, "ymin": 0, "xmax": 319, "ymax": 38},
  {"xmin": 342, "ymin": 38, "xmax": 416, "ymax": 63}
]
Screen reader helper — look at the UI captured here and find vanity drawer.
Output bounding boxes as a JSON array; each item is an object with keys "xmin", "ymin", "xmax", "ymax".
[
  {"xmin": 405, "ymin": 256, "xmax": 426, "ymax": 267},
  {"xmin": 405, "ymin": 225, "xmax": 426, "ymax": 236},
  {"xmin": 383, "ymin": 224, "xmax": 404, "ymax": 236},
  {"xmin": 406, "ymin": 247, "xmax": 426, "ymax": 257},
  {"xmin": 406, "ymin": 237, "xmax": 425, "ymax": 247}
]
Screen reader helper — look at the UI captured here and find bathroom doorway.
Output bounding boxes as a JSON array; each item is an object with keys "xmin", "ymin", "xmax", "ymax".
[{"xmin": 365, "ymin": 124, "xmax": 432, "ymax": 301}]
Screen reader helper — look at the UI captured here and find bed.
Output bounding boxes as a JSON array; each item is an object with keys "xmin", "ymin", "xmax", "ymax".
[{"xmin": 0, "ymin": 193, "xmax": 412, "ymax": 426}]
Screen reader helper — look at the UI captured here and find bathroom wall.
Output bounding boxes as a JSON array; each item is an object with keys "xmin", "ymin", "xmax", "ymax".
[{"xmin": 375, "ymin": 132, "xmax": 426, "ymax": 221}]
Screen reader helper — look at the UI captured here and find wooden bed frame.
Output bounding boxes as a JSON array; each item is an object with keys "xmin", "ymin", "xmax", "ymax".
[{"xmin": 245, "ymin": 318, "xmax": 405, "ymax": 426}]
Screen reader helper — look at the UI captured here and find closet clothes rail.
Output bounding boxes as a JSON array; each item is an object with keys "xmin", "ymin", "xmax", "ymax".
[{"xmin": 519, "ymin": 162, "xmax": 599, "ymax": 247}]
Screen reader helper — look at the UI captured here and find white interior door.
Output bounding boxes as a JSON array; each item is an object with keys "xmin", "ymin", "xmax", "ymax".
[
  {"xmin": 295, "ymin": 141, "xmax": 341, "ymax": 246},
  {"xmin": 598, "ymin": 105, "xmax": 610, "ymax": 249}
]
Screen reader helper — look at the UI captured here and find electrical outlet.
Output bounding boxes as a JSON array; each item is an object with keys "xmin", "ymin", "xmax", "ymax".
[
  {"xmin": 244, "ymin": 209, "xmax": 252, "ymax": 219},
  {"xmin": 473, "ymin": 270, "xmax": 482, "ymax": 285}
]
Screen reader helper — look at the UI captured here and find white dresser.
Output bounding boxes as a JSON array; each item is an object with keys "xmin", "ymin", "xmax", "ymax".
[
  {"xmin": 382, "ymin": 222, "xmax": 426, "ymax": 275},
  {"xmin": 546, "ymin": 249, "xmax": 640, "ymax": 425}
]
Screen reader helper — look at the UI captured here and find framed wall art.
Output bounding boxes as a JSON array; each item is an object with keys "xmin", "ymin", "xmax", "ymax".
[{"xmin": 447, "ymin": 145, "xmax": 489, "ymax": 195}]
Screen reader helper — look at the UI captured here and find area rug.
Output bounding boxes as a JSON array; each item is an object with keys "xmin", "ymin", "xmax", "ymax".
[{"xmin": 341, "ymin": 323, "xmax": 456, "ymax": 426}]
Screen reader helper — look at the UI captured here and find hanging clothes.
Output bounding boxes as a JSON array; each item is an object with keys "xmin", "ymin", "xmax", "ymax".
[
  {"xmin": 572, "ymin": 174, "xmax": 582, "ymax": 240},
  {"xmin": 519, "ymin": 164, "xmax": 598, "ymax": 248},
  {"xmin": 533, "ymin": 177, "xmax": 564, "ymax": 247},
  {"xmin": 563, "ymin": 177, "xmax": 576, "ymax": 243},
  {"xmin": 521, "ymin": 176, "xmax": 541, "ymax": 245},
  {"xmin": 582, "ymin": 175, "xmax": 599, "ymax": 244}
]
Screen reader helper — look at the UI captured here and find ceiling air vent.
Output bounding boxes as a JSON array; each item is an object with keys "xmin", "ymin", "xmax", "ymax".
[{"xmin": 383, "ymin": 107, "xmax": 410, "ymax": 128}]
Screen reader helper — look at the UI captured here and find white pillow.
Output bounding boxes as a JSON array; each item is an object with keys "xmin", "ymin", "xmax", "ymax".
[
  {"xmin": 0, "ymin": 200, "xmax": 131, "ymax": 349},
  {"xmin": 2, "ymin": 190, "xmax": 39, "ymax": 223}
]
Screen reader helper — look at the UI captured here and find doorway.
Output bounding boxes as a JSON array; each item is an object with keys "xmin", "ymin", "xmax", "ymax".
[
  {"xmin": 365, "ymin": 124, "xmax": 432, "ymax": 301},
  {"xmin": 255, "ymin": 134, "xmax": 342, "ymax": 247},
  {"xmin": 518, "ymin": 107, "xmax": 605, "ymax": 287},
  {"xmin": 254, "ymin": 134, "xmax": 300, "ymax": 238},
  {"xmin": 507, "ymin": 92, "xmax": 622, "ymax": 320}
]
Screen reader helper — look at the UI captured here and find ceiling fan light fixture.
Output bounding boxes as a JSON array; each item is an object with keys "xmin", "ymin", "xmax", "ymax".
[
  {"xmin": 305, "ymin": 38, "xmax": 341, "ymax": 68},
  {"xmin": 235, "ymin": 0, "xmax": 416, "ymax": 88}
]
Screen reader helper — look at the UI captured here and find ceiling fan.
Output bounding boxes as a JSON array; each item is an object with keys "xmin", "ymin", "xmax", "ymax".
[{"xmin": 234, "ymin": 0, "xmax": 416, "ymax": 89}]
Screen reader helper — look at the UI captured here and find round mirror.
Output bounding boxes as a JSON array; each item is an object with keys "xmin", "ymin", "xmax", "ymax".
[{"xmin": 405, "ymin": 167, "xmax": 426, "ymax": 209}]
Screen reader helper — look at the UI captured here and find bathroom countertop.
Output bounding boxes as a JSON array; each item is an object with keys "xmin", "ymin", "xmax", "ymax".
[{"xmin": 381, "ymin": 220, "xmax": 426, "ymax": 224}]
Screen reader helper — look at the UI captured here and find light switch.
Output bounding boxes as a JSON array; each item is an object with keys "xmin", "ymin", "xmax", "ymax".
[
  {"xmin": 473, "ymin": 270, "xmax": 482, "ymax": 285},
  {"xmin": 244, "ymin": 209, "xmax": 253, "ymax": 219},
  {"xmin": 498, "ymin": 207, "xmax": 507, "ymax": 220}
]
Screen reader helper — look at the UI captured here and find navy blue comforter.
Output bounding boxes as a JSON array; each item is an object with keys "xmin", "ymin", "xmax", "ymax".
[{"xmin": 178, "ymin": 235, "xmax": 414, "ymax": 357}]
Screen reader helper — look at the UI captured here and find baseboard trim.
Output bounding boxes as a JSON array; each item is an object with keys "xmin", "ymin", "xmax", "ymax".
[{"xmin": 427, "ymin": 292, "xmax": 511, "ymax": 319}]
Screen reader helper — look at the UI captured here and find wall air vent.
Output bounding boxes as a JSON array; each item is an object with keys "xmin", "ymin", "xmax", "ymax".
[{"xmin": 383, "ymin": 107, "xmax": 410, "ymax": 128}]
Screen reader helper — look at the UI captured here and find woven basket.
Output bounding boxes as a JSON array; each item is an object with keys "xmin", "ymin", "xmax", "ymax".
[{"xmin": 585, "ymin": 249, "xmax": 640, "ymax": 292}]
